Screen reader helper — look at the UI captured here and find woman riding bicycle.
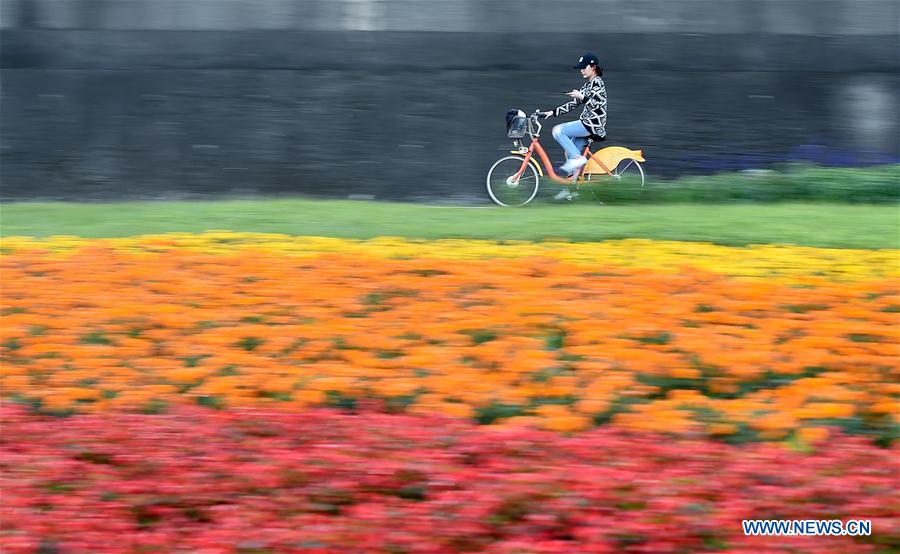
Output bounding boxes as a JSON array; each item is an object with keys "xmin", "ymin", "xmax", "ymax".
[{"xmin": 540, "ymin": 52, "xmax": 607, "ymax": 184}]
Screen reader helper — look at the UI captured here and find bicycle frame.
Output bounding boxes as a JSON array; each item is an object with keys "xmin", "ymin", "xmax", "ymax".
[
  {"xmin": 512, "ymin": 140, "xmax": 612, "ymax": 185},
  {"xmin": 510, "ymin": 114, "xmax": 614, "ymax": 185}
]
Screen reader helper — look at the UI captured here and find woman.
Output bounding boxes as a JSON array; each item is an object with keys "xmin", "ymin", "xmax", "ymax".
[{"xmin": 540, "ymin": 52, "xmax": 607, "ymax": 185}]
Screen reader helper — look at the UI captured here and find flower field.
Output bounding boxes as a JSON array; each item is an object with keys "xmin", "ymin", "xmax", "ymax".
[
  {"xmin": 2, "ymin": 233, "xmax": 898, "ymax": 552},
  {"xmin": 2, "ymin": 406, "xmax": 898, "ymax": 554}
]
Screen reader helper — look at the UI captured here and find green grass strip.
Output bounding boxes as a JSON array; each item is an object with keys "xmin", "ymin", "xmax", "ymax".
[{"xmin": 2, "ymin": 200, "xmax": 898, "ymax": 249}]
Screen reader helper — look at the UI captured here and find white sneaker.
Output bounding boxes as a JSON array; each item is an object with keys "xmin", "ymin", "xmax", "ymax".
[
  {"xmin": 554, "ymin": 188, "xmax": 579, "ymax": 201},
  {"xmin": 559, "ymin": 156, "xmax": 588, "ymax": 174}
]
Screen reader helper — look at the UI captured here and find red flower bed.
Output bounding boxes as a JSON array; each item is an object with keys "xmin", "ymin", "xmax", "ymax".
[{"xmin": 1, "ymin": 405, "xmax": 897, "ymax": 554}]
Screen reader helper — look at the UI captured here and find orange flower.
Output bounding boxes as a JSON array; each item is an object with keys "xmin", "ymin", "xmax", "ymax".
[
  {"xmin": 1, "ymin": 240, "xmax": 896, "ymax": 440},
  {"xmin": 796, "ymin": 427, "xmax": 830, "ymax": 444}
]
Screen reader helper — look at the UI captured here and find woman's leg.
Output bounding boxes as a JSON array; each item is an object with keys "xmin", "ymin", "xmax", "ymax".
[{"xmin": 551, "ymin": 121, "xmax": 591, "ymax": 160}]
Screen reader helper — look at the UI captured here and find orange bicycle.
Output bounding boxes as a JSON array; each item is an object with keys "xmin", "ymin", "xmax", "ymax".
[{"xmin": 487, "ymin": 110, "xmax": 646, "ymax": 206}]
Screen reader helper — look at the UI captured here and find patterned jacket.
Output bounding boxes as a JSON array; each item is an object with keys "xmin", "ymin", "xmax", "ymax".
[{"xmin": 554, "ymin": 76, "xmax": 607, "ymax": 137}]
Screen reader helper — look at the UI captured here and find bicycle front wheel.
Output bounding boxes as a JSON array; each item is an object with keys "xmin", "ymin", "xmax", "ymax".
[{"xmin": 486, "ymin": 155, "xmax": 540, "ymax": 207}]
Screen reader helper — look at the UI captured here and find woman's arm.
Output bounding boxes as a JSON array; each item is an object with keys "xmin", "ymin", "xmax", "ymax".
[{"xmin": 554, "ymin": 96, "xmax": 582, "ymax": 117}]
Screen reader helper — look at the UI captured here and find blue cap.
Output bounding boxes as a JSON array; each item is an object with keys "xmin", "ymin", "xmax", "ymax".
[{"xmin": 574, "ymin": 52, "xmax": 600, "ymax": 70}]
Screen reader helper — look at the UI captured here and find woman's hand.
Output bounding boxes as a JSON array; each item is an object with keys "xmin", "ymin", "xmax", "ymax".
[
  {"xmin": 566, "ymin": 90, "xmax": 585, "ymax": 101},
  {"xmin": 540, "ymin": 111, "xmax": 554, "ymax": 119}
]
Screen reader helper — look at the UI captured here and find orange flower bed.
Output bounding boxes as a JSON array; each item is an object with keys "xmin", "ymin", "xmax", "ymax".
[{"xmin": 1, "ymin": 243, "xmax": 897, "ymax": 442}]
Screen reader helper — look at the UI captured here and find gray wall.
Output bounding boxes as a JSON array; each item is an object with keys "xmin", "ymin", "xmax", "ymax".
[
  {"xmin": 2, "ymin": 0, "xmax": 898, "ymax": 201},
  {"xmin": 4, "ymin": 0, "xmax": 899, "ymax": 33}
]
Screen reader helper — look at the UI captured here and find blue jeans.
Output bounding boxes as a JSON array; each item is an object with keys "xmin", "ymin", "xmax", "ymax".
[{"xmin": 551, "ymin": 120, "xmax": 590, "ymax": 160}]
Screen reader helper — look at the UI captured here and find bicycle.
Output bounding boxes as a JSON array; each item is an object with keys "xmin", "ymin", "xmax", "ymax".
[{"xmin": 486, "ymin": 110, "xmax": 646, "ymax": 206}]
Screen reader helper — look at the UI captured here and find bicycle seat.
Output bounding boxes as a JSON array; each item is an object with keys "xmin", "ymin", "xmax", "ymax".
[{"xmin": 587, "ymin": 134, "xmax": 606, "ymax": 143}]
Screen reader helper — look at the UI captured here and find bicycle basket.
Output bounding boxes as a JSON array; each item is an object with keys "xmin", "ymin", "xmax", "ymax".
[{"xmin": 506, "ymin": 109, "xmax": 527, "ymax": 138}]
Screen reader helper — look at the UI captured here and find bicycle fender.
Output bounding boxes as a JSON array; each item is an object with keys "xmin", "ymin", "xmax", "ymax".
[
  {"xmin": 585, "ymin": 147, "xmax": 645, "ymax": 174},
  {"xmin": 509, "ymin": 151, "xmax": 544, "ymax": 177}
]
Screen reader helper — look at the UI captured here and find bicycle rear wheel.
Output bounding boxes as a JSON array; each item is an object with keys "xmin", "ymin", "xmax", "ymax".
[
  {"xmin": 585, "ymin": 158, "xmax": 645, "ymax": 188},
  {"xmin": 486, "ymin": 155, "xmax": 540, "ymax": 207}
]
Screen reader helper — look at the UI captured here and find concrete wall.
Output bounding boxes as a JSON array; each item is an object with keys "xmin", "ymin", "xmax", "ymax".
[
  {"xmin": 3, "ymin": 0, "xmax": 898, "ymax": 34},
  {"xmin": 2, "ymin": 0, "xmax": 898, "ymax": 201}
]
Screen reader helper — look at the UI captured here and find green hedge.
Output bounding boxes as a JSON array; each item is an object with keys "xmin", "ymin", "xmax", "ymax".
[{"xmin": 578, "ymin": 164, "xmax": 900, "ymax": 204}]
